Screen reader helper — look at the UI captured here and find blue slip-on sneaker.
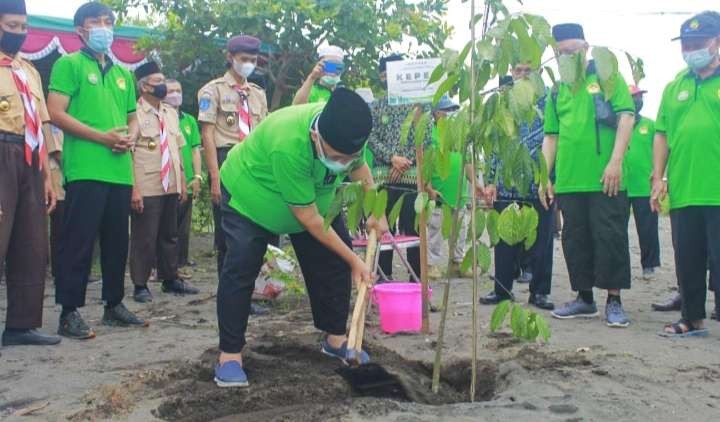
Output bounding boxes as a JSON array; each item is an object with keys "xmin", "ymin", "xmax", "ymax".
[
  {"xmin": 214, "ymin": 361, "xmax": 249, "ymax": 388},
  {"xmin": 606, "ymin": 300, "xmax": 631, "ymax": 328},
  {"xmin": 551, "ymin": 297, "xmax": 599, "ymax": 319},
  {"xmin": 320, "ymin": 338, "xmax": 370, "ymax": 365}
]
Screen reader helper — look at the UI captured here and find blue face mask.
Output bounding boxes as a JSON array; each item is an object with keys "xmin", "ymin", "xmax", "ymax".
[
  {"xmin": 86, "ymin": 27, "xmax": 114, "ymax": 54},
  {"xmin": 683, "ymin": 47, "xmax": 715, "ymax": 71}
]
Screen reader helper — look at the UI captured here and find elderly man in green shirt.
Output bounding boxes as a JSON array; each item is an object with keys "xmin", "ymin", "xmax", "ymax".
[
  {"xmin": 540, "ymin": 23, "xmax": 635, "ymax": 328},
  {"xmin": 653, "ymin": 11, "xmax": 720, "ymax": 337},
  {"xmin": 213, "ymin": 88, "xmax": 388, "ymax": 387}
]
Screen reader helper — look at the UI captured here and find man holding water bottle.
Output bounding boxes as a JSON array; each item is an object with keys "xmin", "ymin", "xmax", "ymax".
[{"xmin": 293, "ymin": 45, "xmax": 346, "ymax": 105}]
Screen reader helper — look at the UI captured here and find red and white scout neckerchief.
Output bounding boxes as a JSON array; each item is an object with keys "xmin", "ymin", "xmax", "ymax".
[
  {"xmin": 0, "ymin": 57, "xmax": 45, "ymax": 168},
  {"xmin": 233, "ymin": 84, "xmax": 252, "ymax": 141},
  {"xmin": 146, "ymin": 100, "xmax": 171, "ymax": 192}
]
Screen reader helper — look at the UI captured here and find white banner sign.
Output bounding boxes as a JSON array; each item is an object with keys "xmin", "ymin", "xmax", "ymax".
[{"xmin": 386, "ymin": 58, "xmax": 443, "ymax": 106}]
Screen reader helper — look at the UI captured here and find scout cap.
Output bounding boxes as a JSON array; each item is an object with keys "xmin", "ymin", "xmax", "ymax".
[
  {"xmin": 317, "ymin": 87, "xmax": 373, "ymax": 155},
  {"xmin": 379, "ymin": 53, "xmax": 404, "ymax": 73},
  {"xmin": 0, "ymin": 0, "xmax": 26, "ymax": 15},
  {"xmin": 318, "ymin": 45, "xmax": 345, "ymax": 60},
  {"xmin": 552, "ymin": 23, "xmax": 585, "ymax": 42},
  {"xmin": 434, "ymin": 95, "xmax": 459, "ymax": 112},
  {"xmin": 227, "ymin": 35, "xmax": 261, "ymax": 55},
  {"xmin": 134, "ymin": 60, "xmax": 162, "ymax": 80},
  {"xmin": 672, "ymin": 11, "xmax": 720, "ymax": 41},
  {"xmin": 74, "ymin": 2, "xmax": 115, "ymax": 26}
]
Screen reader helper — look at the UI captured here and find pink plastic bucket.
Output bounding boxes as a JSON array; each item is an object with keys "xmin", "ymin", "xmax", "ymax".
[{"xmin": 372, "ymin": 283, "xmax": 432, "ymax": 334}]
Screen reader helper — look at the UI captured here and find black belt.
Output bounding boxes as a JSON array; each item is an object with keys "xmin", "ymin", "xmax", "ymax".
[{"xmin": 0, "ymin": 132, "xmax": 24, "ymax": 144}]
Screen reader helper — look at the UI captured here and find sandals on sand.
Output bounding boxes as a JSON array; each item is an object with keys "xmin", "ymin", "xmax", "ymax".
[{"xmin": 658, "ymin": 320, "xmax": 709, "ymax": 338}]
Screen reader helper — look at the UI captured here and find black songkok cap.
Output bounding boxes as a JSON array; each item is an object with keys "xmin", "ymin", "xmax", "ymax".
[
  {"xmin": 227, "ymin": 35, "xmax": 261, "ymax": 55},
  {"xmin": 317, "ymin": 87, "xmax": 373, "ymax": 155},
  {"xmin": 135, "ymin": 60, "xmax": 162, "ymax": 80},
  {"xmin": 74, "ymin": 2, "xmax": 115, "ymax": 27},
  {"xmin": 379, "ymin": 53, "xmax": 404, "ymax": 73},
  {"xmin": 552, "ymin": 23, "xmax": 585, "ymax": 42},
  {"xmin": 0, "ymin": 0, "xmax": 26, "ymax": 15}
]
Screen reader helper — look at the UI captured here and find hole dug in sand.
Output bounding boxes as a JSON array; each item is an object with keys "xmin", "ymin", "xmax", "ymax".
[{"xmin": 151, "ymin": 333, "xmax": 500, "ymax": 422}]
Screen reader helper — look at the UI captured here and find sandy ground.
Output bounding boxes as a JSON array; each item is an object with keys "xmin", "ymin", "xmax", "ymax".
[{"xmin": 1, "ymin": 215, "xmax": 719, "ymax": 421}]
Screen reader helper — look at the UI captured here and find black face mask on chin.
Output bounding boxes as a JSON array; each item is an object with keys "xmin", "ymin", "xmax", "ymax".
[{"xmin": 0, "ymin": 31, "xmax": 27, "ymax": 56}]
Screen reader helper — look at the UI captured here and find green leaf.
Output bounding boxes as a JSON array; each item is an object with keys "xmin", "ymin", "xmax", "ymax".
[
  {"xmin": 324, "ymin": 192, "xmax": 344, "ymax": 231},
  {"xmin": 521, "ymin": 205, "xmax": 539, "ymax": 249},
  {"xmin": 557, "ymin": 53, "xmax": 578, "ymax": 86},
  {"xmin": 625, "ymin": 52, "xmax": 646, "ymax": 86},
  {"xmin": 525, "ymin": 312, "xmax": 540, "ymax": 340},
  {"xmin": 486, "ymin": 209, "xmax": 500, "ymax": 246},
  {"xmin": 399, "ymin": 111, "xmax": 415, "ymax": 146},
  {"xmin": 414, "ymin": 112, "xmax": 431, "ymax": 148},
  {"xmin": 363, "ymin": 188, "xmax": 376, "ymax": 218},
  {"xmin": 414, "ymin": 192, "xmax": 429, "ymax": 214},
  {"xmin": 373, "ymin": 188, "xmax": 388, "ymax": 220},
  {"xmin": 388, "ymin": 193, "xmax": 406, "ymax": 227},
  {"xmin": 535, "ymin": 313, "xmax": 551, "ymax": 341},
  {"xmin": 433, "ymin": 73, "xmax": 460, "ymax": 106},
  {"xmin": 510, "ymin": 304, "xmax": 527, "ymax": 338},
  {"xmin": 544, "ymin": 65, "xmax": 558, "ymax": 89},
  {"xmin": 498, "ymin": 203, "xmax": 525, "ymax": 245},
  {"xmin": 346, "ymin": 198, "xmax": 363, "ymax": 234},
  {"xmin": 441, "ymin": 203, "xmax": 453, "ymax": 239},
  {"xmin": 592, "ymin": 46, "xmax": 619, "ymax": 100},
  {"xmin": 473, "ymin": 208, "xmax": 486, "ymax": 239},
  {"xmin": 490, "ymin": 299, "xmax": 511, "ymax": 332},
  {"xmin": 476, "ymin": 242, "xmax": 491, "ymax": 274},
  {"xmin": 428, "ymin": 62, "xmax": 446, "ymax": 85}
]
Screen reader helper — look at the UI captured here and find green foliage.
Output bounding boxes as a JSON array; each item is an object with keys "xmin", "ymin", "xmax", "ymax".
[
  {"xmin": 486, "ymin": 209, "xmax": 500, "ymax": 246},
  {"xmin": 490, "ymin": 300, "xmax": 551, "ymax": 342},
  {"xmin": 592, "ymin": 46, "xmax": 619, "ymax": 100},
  {"xmin": 104, "ymin": 0, "xmax": 449, "ymax": 111},
  {"xmin": 264, "ymin": 245, "xmax": 306, "ymax": 298},
  {"xmin": 625, "ymin": 52, "xmax": 646, "ymax": 86}
]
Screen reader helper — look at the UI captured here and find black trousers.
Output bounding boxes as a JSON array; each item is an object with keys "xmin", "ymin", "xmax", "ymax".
[
  {"xmin": 50, "ymin": 199, "xmax": 65, "ymax": 279},
  {"xmin": 217, "ymin": 187, "xmax": 351, "ymax": 353},
  {"xmin": 630, "ymin": 197, "xmax": 660, "ymax": 270},
  {"xmin": 177, "ymin": 197, "xmax": 193, "ymax": 267},
  {"xmin": 557, "ymin": 192, "xmax": 631, "ymax": 291},
  {"xmin": 56, "ymin": 181, "xmax": 131, "ymax": 308},
  {"xmin": 493, "ymin": 200, "xmax": 555, "ymax": 297},
  {"xmin": 670, "ymin": 206, "xmax": 720, "ymax": 321},
  {"xmin": 130, "ymin": 195, "xmax": 179, "ymax": 286},
  {"xmin": 212, "ymin": 147, "xmax": 232, "ymax": 279},
  {"xmin": 379, "ymin": 186, "xmax": 421, "ymax": 279}
]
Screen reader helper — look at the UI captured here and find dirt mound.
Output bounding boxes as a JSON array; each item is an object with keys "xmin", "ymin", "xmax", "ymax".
[{"xmin": 151, "ymin": 333, "xmax": 499, "ymax": 422}]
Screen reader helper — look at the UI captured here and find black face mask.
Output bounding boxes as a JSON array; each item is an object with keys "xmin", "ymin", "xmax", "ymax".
[
  {"xmin": 0, "ymin": 31, "xmax": 27, "ymax": 56},
  {"xmin": 633, "ymin": 98, "xmax": 644, "ymax": 114},
  {"xmin": 147, "ymin": 83, "xmax": 167, "ymax": 100}
]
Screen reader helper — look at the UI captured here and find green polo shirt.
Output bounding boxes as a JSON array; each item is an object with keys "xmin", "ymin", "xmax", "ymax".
[
  {"xmin": 308, "ymin": 84, "xmax": 332, "ymax": 103},
  {"xmin": 49, "ymin": 50, "xmax": 136, "ymax": 186},
  {"xmin": 430, "ymin": 126, "xmax": 467, "ymax": 208},
  {"xmin": 220, "ymin": 103, "xmax": 359, "ymax": 234},
  {"xmin": 656, "ymin": 67, "xmax": 720, "ymax": 209},
  {"xmin": 624, "ymin": 116, "xmax": 655, "ymax": 198},
  {"xmin": 179, "ymin": 112, "xmax": 202, "ymax": 192},
  {"xmin": 544, "ymin": 64, "xmax": 635, "ymax": 194}
]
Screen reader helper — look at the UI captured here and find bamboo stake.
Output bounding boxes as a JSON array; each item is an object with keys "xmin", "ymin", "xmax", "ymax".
[
  {"xmin": 415, "ymin": 142, "xmax": 431, "ymax": 334},
  {"xmin": 347, "ymin": 229, "xmax": 378, "ymax": 364}
]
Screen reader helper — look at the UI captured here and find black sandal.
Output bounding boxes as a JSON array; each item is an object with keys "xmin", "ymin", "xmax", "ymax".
[{"xmin": 658, "ymin": 320, "xmax": 709, "ymax": 338}]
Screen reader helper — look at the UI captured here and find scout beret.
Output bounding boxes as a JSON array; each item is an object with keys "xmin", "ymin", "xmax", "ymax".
[
  {"xmin": 552, "ymin": 23, "xmax": 585, "ymax": 42},
  {"xmin": 227, "ymin": 35, "xmax": 261, "ymax": 55},
  {"xmin": 0, "ymin": 0, "xmax": 26, "ymax": 15},
  {"xmin": 74, "ymin": 2, "xmax": 115, "ymax": 26},
  {"xmin": 317, "ymin": 87, "xmax": 373, "ymax": 155},
  {"xmin": 379, "ymin": 53, "xmax": 404, "ymax": 73},
  {"xmin": 135, "ymin": 60, "xmax": 162, "ymax": 80},
  {"xmin": 673, "ymin": 11, "xmax": 720, "ymax": 41}
]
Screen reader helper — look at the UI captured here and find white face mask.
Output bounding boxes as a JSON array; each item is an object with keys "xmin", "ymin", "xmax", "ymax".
[
  {"xmin": 233, "ymin": 60, "xmax": 256, "ymax": 79},
  {"xmin": 164, "ymin": 92, "xmax": 183, "ymax": 108}
]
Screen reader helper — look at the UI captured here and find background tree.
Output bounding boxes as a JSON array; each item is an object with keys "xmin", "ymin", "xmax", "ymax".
[{"xmin": 105, "ymin": 0, "xmax": 450, "ymax": 111}]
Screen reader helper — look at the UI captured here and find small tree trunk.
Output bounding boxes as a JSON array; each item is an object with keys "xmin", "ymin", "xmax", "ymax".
[{"xmin": 415, "ymin": 145, "xmax": 430, "ymax": 334}]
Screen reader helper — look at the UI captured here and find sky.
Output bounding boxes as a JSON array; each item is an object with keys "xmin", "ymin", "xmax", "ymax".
[{"xmin": 29, "ymin": 0, "xmax": 719, "ymax": 115}]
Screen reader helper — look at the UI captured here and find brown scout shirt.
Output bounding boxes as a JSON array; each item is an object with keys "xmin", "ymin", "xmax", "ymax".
[
  {"xmin": 0, "ymin": 52, "xmax": 50, "ymax": 135},
  {"xmin": 196, "ymin": 71, "xmax": 268, "ymax": 148},
  {"xmin": 43, "ymin": 123, "xmax": 65, "ymax": 201},
  {"xmin": 134, "ymin": 98, "xmax": 185, "ymax": 197}
]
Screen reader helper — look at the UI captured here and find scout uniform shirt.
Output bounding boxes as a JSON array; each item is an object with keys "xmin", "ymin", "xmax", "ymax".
[
  {"xmin": 0, "ymin": 53, "xmax": 49, "ymax": 137},
  {"xmin": 49, "ymin": 49, "xmax": 136, "ymax": 186},
  {"xmin": 44, "ymin": 124, "xmax": 65, "ymax": 201},
  {"xmin": 134, "ymin": 99, "xmax": 185, "ymax": 196},
  {"xmin": 197, "ymin": 71, "xmax": 268, "ymax": 148},
  {"xmin": 656, "ymin": 67, "xmax": 720, "ymax": 210},
  {"xmin": 544, "ymin": 61, "xmax": 635, "ymax": 194},
  {"xmin": 179, "ymin": 111, "xmax": 201, "ymax": 193},
  {"xmin": 624, "ymin": 116, "xmax": 655, "ymax": 198},
  {"xmin": 220, "ymin": 102, "xmax": 361, "ymax": 234}
]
